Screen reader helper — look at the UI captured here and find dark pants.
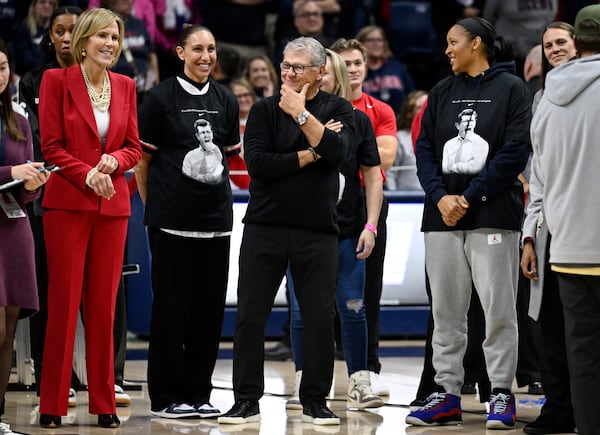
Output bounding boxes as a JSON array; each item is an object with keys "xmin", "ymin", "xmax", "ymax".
[
  {"xmin": 233, "ymin": 224, "xmax": 337, "ymax": 405},
  {"xmin": 365, "ymin": 197, "xmax": 388, "ymax": 373},
  {"xmin": 557, "ymin": 273, "xmax": 600, "ymax": 435},
  {"xmin": 536, "ymin": 251, "xmax": 573, "ymax": 423},
  {"xmin": 147, "ymin": 229, "xmax": 230, "ymax": 411},
  {"xmin": 516, "ymin": 269, "xmax": 542, "ymax": 387}
]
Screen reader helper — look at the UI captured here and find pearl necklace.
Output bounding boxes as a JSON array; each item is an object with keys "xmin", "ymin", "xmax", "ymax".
[{"xmin": 81, "ymin": 64, "xmax": 111, "ymax": 112}]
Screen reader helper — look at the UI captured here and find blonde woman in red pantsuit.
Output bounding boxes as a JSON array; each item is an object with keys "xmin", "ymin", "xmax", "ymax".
[{"xmin": 37, "ymin": 8, "xmax": 141, "ymax": 429}]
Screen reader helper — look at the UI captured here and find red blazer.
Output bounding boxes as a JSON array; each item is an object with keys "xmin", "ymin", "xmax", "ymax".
[{"xmin": 39, "ymin": 65, "xmax": 142, "ymax": 216}]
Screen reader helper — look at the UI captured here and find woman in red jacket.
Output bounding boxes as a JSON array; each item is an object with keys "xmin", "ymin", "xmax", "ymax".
[{"xmin": 37, "ymin": 8, "xmax": 141, "ymax": 428}]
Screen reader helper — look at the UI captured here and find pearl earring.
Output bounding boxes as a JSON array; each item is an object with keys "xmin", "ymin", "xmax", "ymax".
[{"xmin": 82, "ymin": 48, "xmax": 86, "ymax": 57}]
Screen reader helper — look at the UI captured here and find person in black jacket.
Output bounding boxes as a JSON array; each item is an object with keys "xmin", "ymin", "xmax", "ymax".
[
  {"xmin": 405, "ymin": 17, "xmax": 531, "ymax": 429},
  {"xmin": 218, "ymin": 36, "xmax": 352, "ymax": 427}
]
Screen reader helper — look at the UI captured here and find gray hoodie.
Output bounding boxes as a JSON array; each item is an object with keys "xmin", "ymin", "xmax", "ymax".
[{"xmin": 530, "ymin": 53, "xmax": 600, "ymax": 265}]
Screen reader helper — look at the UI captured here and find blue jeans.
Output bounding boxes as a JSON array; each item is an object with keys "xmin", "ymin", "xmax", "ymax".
[{"xmin": 289, "ymin": 238, "xmax": 368, "ymax": 375}]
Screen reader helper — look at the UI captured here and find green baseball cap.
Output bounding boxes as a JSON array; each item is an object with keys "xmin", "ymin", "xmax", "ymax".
[{"xmin": 575, "ymin": 4, "xmax": 600, "ymax": 36}]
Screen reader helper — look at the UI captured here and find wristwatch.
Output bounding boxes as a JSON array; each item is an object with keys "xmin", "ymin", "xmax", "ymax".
[{"xmin": 296, "ymin": 110, "xmax": 310, "ymax": 126}]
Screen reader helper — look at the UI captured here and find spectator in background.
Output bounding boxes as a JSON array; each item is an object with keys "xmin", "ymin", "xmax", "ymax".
[
  {"xmin": 153, "ymin": 0, "xmax": 198, "ymax": 81},
  {"xmin": 274, "ymin": 0, "xmax": 340, "ymax": 45},
  {"xmin": 0, "ymin": 1, "xmax": 29, "ymax": 51},
  {"xmin": 483, "ymin": 0, "xmax": 558, "ymax": 79},
  {"xmin": 213, "ymin": 47, "xmax": 242, "ymax": 87},
  {"xmin": 13, "ymin": 0, "xmax": 57, "ymax": 77},
  {"xmin": 228, "ymin": 78, "xmax": 254, "ymax": 190},
  {"xmin": 356, "ymin": 25, "xmax": 416, "ymax": 115},
  {"xmin": 104, "ymin": 0, "xmax": 159, "ymax": 97},
  {"xmin": 386, "ymin": 89, "xmax": 426, "ymax": 191},
  {"xmin": 244, "ymin": 55, "xmax": 279, "ymax": 99},
  {"xmin": 274, "ymin": 0, "xmax": 337, "ymax": 71},
  {"xmin": 200, "ymin": 0, "xmax": 273, "ymax": 62},
  {"xmin": 88, "ymin": 0, "xmax": 166, "ymax": 44}
]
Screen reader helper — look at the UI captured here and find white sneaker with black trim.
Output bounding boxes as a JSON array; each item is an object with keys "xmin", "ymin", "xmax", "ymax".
[
  {"xmin": 286, "ymin": 370, "xmax": 302, "ymax": 410},
  {"xmin": 68, "ymin": 388, "xmax": 77, "ymax": 407},
  {"xmin": 151, "ymin": 403, "xmax": 199, "ymax": 419},
  {"xmin": 347, "ymin": 371, "xmax": 384, "ymax": 409},
  {"xmin": 194, "ymin": 403, "xmax": 221, "ymax": 418},
  {"xmin": 115, "ymin": 384, "xmax": 131, "ymax": 407}
]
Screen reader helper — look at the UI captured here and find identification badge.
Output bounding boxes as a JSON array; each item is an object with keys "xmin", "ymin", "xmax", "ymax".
[
  {"xmin": 487, "ymin": 233, "xmax": 502, "ymax": 245},
  {"xmin": 0, "ymin": 193, "xmax": 26, "ymax": 218}
]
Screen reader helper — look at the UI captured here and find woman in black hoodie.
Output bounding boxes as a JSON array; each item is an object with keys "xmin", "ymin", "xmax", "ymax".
[{"xmin": 406, "ymin": 17, "xmax": 531, "ymax": 429}]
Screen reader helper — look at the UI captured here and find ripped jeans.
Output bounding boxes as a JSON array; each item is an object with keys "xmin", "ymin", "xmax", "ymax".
[{"xmin": 289, "ymin": 237, "xmax": 368, "ymax": 376}]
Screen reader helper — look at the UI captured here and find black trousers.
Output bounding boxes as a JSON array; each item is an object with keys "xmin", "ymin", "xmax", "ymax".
[
  {"xmin": 147, "ymin": 228, "xmax": 230, "ymax": 411},
  {"xmin": 233, "ymin": 224, "xmax": 338, "ymax": 404},
  {"xmin": 536, "ymin": 248, "xmax": 573, "ymax": 422},
  {"xmin": 515, "ymin": 269, "xmax": 542, "ymax": 387},
  {"xmin": 557, "ymin": 273, "xmax": 600, "ymax": 435},
  {"xmin": 365, "ymin": 197, "xmax": 388, "ymax": 373}
]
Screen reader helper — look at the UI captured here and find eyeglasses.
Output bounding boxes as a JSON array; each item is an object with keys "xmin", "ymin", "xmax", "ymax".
[
  {"xmin": 280, "ymin": 62, "xmax": 318, "ymax": 75},
  {"xmin": 298, "ymin": 11, "xmax": 322, "ymax": 18},
  {"xmin": 235, "ymin": 92, "xmax": 253, "ymax": 100}
]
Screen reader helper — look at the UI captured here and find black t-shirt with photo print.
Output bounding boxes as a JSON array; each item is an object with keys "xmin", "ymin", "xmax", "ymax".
[{"xmin": 139, "ymin": 75, "xmax": 240, "ymax": 232}]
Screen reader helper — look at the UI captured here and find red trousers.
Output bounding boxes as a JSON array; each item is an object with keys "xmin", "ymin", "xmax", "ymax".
[{"xmin": 40, "ymin": 209, "xmax": 127, "ymax": 415}]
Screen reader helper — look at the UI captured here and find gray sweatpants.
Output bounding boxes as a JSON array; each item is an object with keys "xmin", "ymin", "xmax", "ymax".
[{"xmin": 424, "ymin": 229, "xmax": 519, "ymax": 397}]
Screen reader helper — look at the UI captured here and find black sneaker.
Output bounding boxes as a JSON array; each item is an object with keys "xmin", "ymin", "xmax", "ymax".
[
  {"xmin": 528, "ymin": 382, "xmax": 544, "ymax": 395},
  {"xmin": 461, "ymin": 382, "xmax": 477, "ymax": 395},
  {"xmin": 217, "ymin": 400, "xmax": 260, "ymax": 424},
  {"xmin": 302, "ymin": 401, "xmax": 340, "ymax": 425},
  {"xmin": 523, "ymin": 411, "xmax": 576, "ymax": 434}
]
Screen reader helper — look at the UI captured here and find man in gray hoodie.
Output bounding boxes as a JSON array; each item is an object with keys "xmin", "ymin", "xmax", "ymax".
[{"xmin": 530, "ymin": 5, "xmax": 600, "ymax": 434}]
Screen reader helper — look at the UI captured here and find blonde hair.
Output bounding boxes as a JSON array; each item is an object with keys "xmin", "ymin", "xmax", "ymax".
[
  {"xmin": 26, "ymin": 0, "xmax": 57, "ymax": 36},
  {"xmin": 324, "ymin": 49, "xmax": 352, "ymax": 101},
  {"xmin": 71, "ymin": 8, "xmax": 124, "ymax": 66}
]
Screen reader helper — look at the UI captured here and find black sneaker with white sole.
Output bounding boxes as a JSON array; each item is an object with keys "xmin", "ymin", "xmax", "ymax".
[
  {"xmin": 217, "ymin": 400, "xmax": 260, "ymax": 424},
  {"xmin": 194, "ymin": 403, "xmax": 221, "ymax": 418},
  {"xmin": 151, "ymin": 403, "xmax": 199, "ymax": 419},
  {"xmin": 302, "ymin": 401, "xmax": 340, "ymax": 425}
]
